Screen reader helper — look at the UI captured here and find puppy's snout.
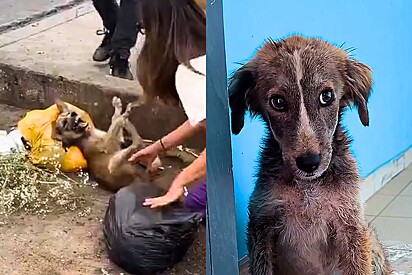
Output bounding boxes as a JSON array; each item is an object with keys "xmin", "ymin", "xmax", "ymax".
[{"xmin": 296, "ymin": 153, "xmax": 321, "ymax": 173}]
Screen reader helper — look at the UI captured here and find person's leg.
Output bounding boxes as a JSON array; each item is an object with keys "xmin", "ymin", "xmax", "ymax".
[
  {"xmin": 92, "ymin": 0, "xmax": 119, "ymax": 62},
  {"xmin": 184, "ymin": 179, "xmax": 207, "ymax": 218},
  {"xmin": 109, "ymin": 0, "xmax": 139, "ymax": 80}
]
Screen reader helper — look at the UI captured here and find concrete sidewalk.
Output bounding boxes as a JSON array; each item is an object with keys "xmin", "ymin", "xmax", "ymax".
[
  {"xmin": 0, "ymin": 2, "xmax": 204, "ymax": 147},
  {"xmin": 0, "ymin": 0, "xmax": 86, "ymax": 33},
  {"xmin": 0, "ymin": 2, "xmax": 140, "ymax": 95}
]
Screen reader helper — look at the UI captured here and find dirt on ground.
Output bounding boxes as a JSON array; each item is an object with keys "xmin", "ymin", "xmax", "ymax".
[{"xmin": 0, "ymin": 103, "xmax": 206, "ymax": 275}]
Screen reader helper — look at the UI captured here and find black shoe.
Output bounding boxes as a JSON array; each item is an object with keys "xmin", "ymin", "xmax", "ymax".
[
  {"xmin": 92, "ymin": 29, "xmax": 112, "ymax": 62},
  {"xmin": 109, "ymin": 53, "xmax": 133, "ymax": 80}
]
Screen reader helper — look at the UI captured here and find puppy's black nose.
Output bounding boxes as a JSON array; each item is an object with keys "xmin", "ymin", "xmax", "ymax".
[{"xmin": 296, "ymin": 153, "xmax": 321, "ymax": 173}]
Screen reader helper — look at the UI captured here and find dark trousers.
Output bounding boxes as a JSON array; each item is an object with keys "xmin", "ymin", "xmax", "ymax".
[{"xmin": 92, "ymin": 0, "xmax": 139, "ymax": 58}]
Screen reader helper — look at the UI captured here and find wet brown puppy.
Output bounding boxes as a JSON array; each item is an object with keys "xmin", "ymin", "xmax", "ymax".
[
  {"xmin": 229, "ymin": 36, "xmax": 391, "ymax": 275},
  {"xmin": 54, "ymin": 97, "xmax": 161, "ymax": 192}
]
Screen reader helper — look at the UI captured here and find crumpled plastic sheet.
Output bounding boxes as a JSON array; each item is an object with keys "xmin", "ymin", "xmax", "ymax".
[
  {"xmin": 385, "ymin": 242, "xmax": 412, "ymax": 275},
  {"xmin": 0, "ymin": 130, "xmax": 24, "ymax": 154}
]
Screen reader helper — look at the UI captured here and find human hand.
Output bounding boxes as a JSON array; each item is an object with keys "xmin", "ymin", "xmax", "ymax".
[
  {"xmin": 128, "ymin": 143, "xmax": 160, "ymax": 169},
  {"xmin": 142, "ymin": 185, "xmax": 184, "ymax": 208}
]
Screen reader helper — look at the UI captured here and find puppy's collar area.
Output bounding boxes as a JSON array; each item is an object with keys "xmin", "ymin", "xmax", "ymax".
[{"xmin": 84, "ymin": 128, "xmax": 93, "ymax": 136}]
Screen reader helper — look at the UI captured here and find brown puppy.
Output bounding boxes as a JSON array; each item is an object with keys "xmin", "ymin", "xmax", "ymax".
[
  {"xmin": 229, "ymin": 36, "xmax": 391, "ymax": 275},
  {"xmin": 54, "ymin": 97, "xmax": 161, "ymax": 192}
]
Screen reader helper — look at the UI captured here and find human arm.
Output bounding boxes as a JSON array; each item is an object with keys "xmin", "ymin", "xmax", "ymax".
[
  {"xmin": 128, "ymin": 119, "xmax": 205, "ymax": 168},
  {"xmin": 143, "ymin": 148, "xmax": 206, "ymax": 208}
]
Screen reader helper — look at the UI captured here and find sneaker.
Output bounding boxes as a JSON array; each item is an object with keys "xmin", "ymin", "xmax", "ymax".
[
  {"xmin": 109, "ymin": 53, "xmax": 133, "ymax": 80},
  {"xmin": 92, "ymin": 29, "xmax": 112, "ymax": 62}
]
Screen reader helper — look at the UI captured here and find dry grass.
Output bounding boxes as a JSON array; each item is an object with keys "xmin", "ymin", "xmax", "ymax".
[{"xmin": 0, "ymin": 149, "xmax": 90, "ymax": 219}]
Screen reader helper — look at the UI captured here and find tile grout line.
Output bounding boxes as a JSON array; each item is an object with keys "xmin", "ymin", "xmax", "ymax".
[
  {"xmin": 377, "ymin": 215, "xmax": 412, "ymax": 219},
  {"xmin": 369, "ymin": 178, "xmax": 412, "ymax": 223}
]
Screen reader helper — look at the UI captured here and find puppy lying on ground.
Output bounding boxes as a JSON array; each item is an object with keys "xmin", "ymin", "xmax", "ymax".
[
  {"xmin": 229, "ymin": 36, "xmax": 391, "ymax": 275},
  {"xmin": 53, "ymin": 97, "xmax": 161, "ymax": 191}
]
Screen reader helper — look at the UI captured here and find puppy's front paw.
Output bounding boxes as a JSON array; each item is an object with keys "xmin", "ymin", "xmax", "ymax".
[
  {"xmin": 123, "ymin": 102, "xmax": 134, "ymax": 118},
  {"xmin": 112, "ymin": 96, "xmax": 122, "ymax": 110},
  {"xmin": 107, "ymin": 162, "xmax": 115, "ymax": 175},
  {"xmin": 107, "ymin": 158, "xmax": 118, "ymax": 175},
  {"xmin": 147, "ymin": 156, "xmax": 162, "ymax": 174}
]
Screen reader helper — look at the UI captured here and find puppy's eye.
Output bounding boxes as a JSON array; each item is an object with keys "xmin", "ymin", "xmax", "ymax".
[
  {"xmin": 319, "ymin": 89, "xmax": 334, "ymax": 106},
  {"xmin": 270, "ymin": 95, "xmax": 287, "ymax": 111}
]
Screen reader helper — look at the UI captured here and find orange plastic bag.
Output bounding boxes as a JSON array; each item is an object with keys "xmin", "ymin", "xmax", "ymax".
[{"xmin": 17, "ymin": 103, "xmax": 94, "ymax": 173}]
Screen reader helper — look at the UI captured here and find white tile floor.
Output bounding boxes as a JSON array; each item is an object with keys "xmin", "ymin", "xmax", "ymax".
[{"xmin": 366, "ymin": 165, "xmax": 412, "ymax": 274}]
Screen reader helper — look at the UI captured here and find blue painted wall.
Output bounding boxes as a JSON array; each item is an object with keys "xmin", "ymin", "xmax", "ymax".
[{"xmin": 222, "ymin": 0, "xmax": 412, "ymax": 259}]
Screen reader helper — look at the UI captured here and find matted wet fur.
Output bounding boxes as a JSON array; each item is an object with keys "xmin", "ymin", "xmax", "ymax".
[
  {"xmin": 135, "ymin": 0, "xmax": 206, "ymax": 106},
  {"xmin": 229, "ymin": 36, "xmax": 392, "ymax": 275},
  {"xmin": 53, "ymin": 97, "xmax": 161, "ymax": 192}
]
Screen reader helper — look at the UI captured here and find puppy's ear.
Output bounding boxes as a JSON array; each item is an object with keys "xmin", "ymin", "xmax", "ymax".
[
  {"xmin": 55, "ymin": 99, "xmax": 69, "ymax": 114},
  {"xmin": 228, "ymin": 64, "xmax": 255, "ymax": 135},
  {"xmin": 342, "ymin": 59, "xmax": 372, "ymax": 126},
  {"xmin": 50, "ymin": 120, "xmax": 57, "ymax": 140},
  {"xmin": 78, "ymin": 121, "xmax": 88, "ymax": 130},
  {"xmin": 73, "ymin": 118, "xmax": 88, "ymax": 132}
]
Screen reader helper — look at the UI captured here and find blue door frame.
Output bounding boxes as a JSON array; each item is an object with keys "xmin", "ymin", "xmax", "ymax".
[{"xmin": 206, "ymin": 0, "xmax": 240, "ymax": 273}]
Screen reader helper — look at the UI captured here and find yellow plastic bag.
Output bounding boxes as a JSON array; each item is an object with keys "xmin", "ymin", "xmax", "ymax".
[
  {"xmin": 194, "ymin": 0, "xmax": 206, "ymax": 9},
  {"xmin": 17, "ymin": 103, "xmax": 94, "ymax": 173}
]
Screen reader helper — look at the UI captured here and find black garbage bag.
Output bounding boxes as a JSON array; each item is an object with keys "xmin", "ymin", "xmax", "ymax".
[{"xmin": 103, "ymin": 182, "xmax": 203, "ymax": 275}]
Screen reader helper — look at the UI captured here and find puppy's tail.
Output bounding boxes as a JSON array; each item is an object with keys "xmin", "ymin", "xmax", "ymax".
[{"xmin": 368, "ymin": 224, "xmax": 393, "ymax": 275}]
